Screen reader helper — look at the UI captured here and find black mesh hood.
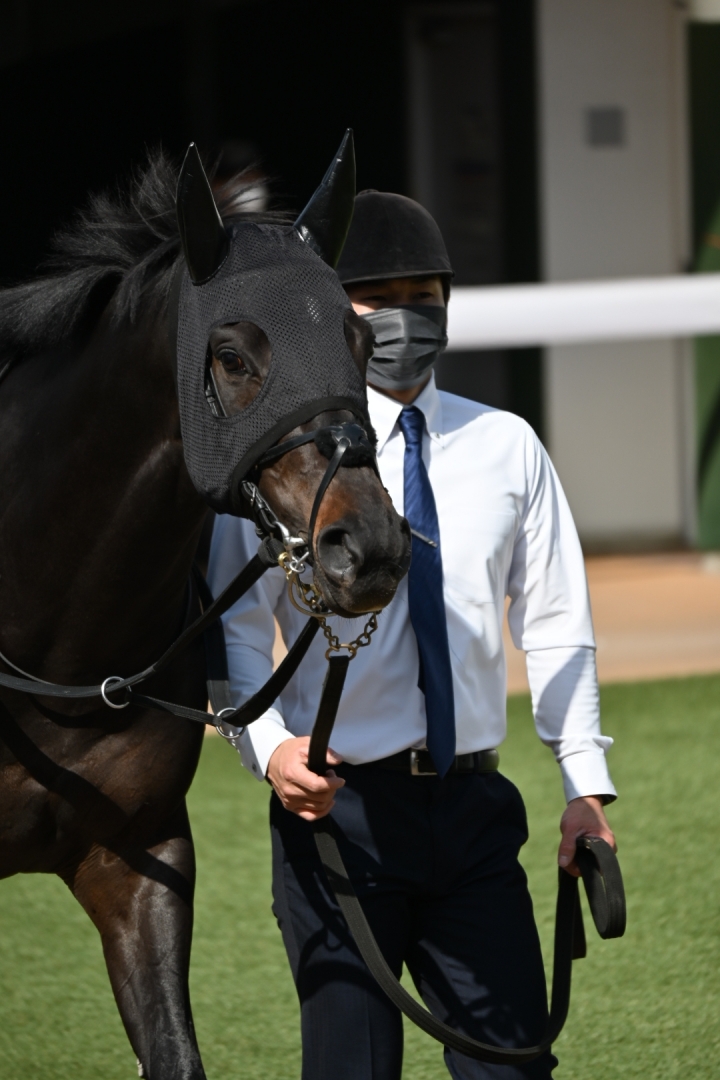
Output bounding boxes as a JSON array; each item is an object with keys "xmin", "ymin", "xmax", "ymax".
[{"xmin": 176, "ymin": 222, "xmax": 368, "ymax": 514}]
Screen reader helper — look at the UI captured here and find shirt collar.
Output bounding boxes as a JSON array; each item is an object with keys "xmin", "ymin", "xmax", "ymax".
[{"xmin": 367, "ymin": 374, "xmax": 443, "ymax": 453}]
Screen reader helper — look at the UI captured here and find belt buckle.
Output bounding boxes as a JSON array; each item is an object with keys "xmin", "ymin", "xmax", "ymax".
[{"xmin": 410, "ymin": 749, "xmax": 436, "ymax": 776}]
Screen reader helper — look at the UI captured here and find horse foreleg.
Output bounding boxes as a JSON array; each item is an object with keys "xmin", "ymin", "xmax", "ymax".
[{"xmin": 67, "ymin": 808, "xmax": 207, "ymax": 1080}]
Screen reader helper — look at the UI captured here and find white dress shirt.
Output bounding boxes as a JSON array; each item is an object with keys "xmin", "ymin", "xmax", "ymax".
[{"xmin": 208, "ymin": 376, "xmax": 616, "ymax": 803}]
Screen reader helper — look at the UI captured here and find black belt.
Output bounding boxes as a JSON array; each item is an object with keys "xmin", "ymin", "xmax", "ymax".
[{"xmin": 372, "ymin": 747, "xmax": 499, "ymax": 776}]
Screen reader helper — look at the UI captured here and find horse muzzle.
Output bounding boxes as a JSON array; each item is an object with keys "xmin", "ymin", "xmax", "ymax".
[
  {"xmin": 314, "ymin": 511, "xmax": 412, "ymax": 617},
  {"xmin": 242, "ymin": 418, "xmax": 411, "ymax": 618}
]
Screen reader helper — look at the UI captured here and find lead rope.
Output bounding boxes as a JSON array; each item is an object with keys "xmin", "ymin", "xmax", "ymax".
[
  {"xmin": 301, "ymin": 616, "xmax": 626, "ymax": 1065},
  {"xmin": 0, "ymin": 418, "xmax": 376, "ymax": 728}
]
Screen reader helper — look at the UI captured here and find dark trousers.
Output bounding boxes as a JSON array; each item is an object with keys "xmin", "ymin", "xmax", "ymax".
[{"xmin": 270, "ymin": 765, "xmax": 557, "ymax": 1080}]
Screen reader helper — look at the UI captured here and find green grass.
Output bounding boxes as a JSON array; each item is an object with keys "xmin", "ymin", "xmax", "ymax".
[{"xmin": 0, "ymin": 675, "xmax": 719, "ymax": 1077}]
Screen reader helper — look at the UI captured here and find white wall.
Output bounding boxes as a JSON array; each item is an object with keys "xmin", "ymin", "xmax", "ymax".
[{"xmin": 537, "ymin": 0, "xmax": 693, "ymax": 548}]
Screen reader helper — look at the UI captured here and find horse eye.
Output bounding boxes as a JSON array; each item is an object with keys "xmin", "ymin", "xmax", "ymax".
[{"xmin": 217, "ymin": 349, "xmax": 246, "ymax": 373}]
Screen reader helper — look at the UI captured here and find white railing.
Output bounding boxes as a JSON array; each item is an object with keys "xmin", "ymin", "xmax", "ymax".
[{"xmin": 447, "ymin": 274, "xmax": 720, "ymax": 350}]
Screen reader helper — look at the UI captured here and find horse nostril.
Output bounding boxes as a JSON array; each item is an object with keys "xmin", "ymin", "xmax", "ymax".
[{"xmin": 316, "ymin": 526, "xmax": 363, "ymax": 586}]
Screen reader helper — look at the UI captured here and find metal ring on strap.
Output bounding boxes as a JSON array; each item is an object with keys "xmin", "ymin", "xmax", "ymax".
[
  {"xmin": 214, "ymin": 707, "xmax": 243, "ymax": 741},
  {"xmin": 101, "ymin": 676, "xmax": 129, "ymax": 710}
]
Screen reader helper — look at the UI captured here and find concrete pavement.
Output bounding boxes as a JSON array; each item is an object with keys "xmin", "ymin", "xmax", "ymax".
[{"xmin": 505, "ymin": 553, "xmax": 720, "ymax": 692}]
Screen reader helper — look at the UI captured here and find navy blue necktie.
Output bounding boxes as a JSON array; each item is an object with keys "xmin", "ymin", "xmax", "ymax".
[{"xmin": 397, "ymin": 406, "xmax": 456, "ymax": 776}]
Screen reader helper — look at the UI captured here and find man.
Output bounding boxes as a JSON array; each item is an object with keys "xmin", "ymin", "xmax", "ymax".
[{"xmin": 208, "ymin": 190, "xmax": 616, "ymax": 1079}]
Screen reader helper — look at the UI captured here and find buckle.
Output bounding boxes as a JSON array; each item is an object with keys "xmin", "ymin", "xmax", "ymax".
[{"xmin": 410, "ymin": 749, "xmax": 437, "ymax": 776}]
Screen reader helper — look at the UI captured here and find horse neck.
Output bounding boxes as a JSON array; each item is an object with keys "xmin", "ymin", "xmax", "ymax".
[{"xmin": 0, "ymin": 295, "xmax": 208, "ymax": 682}]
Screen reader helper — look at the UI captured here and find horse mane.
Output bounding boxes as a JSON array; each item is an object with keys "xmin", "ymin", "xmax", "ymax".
[{"xmin": 0, "ymin": 149, "xmax": 288, "ymax": 357}]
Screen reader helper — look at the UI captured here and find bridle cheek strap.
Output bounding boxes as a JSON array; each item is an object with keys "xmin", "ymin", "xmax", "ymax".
[{"xmin": 306, "ymin": 436, "xmax": 351, "ymax": 557}]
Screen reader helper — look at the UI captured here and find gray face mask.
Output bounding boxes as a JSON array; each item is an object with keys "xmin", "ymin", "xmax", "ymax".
[{"xmin": 362, "ymin": 305, "xmax": 448, "ymax": 390}]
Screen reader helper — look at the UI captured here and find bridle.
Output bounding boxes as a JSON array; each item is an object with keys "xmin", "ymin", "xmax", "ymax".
[
  {"xmin": 0, "ymin": 259, "xmax": 381, "ymax": 719},
  {"xmin": 240, "ymin": 418, "xmax": 378, "ymax": 574},
  {"xmin": 0, "ymin": 409, "xmax": 380, "ymax": 722}
]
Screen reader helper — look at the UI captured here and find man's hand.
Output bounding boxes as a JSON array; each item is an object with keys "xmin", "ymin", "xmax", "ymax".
[
  {"xmin": 558, "ymin": 795, "xmax": 616, "ymax": 877},
  {"xmin": 267, "ymin": 736, "xmax": 345, "ymax": 821}
]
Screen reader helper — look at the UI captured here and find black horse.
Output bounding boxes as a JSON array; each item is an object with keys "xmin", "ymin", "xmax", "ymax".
[{"xmin": 0, "ymin": 145, "xmax": 409, "ymax": 1078}]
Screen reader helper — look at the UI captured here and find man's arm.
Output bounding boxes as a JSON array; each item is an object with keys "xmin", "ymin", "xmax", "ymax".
[
  {"xmin": 526, "ymin": 645, "xmax": 617, "ymax": 875},
  {"xmin": 507, "ymin": 429, "xmax": 617, "ymax": 875}
]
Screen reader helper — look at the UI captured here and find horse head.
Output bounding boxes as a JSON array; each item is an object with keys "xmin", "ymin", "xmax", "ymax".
[{"xmin": 175, "ymin": 133, "xmax": 411, "ymax": 617}]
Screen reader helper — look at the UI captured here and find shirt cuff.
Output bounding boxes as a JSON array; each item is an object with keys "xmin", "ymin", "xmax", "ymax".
[
  {"xmin": 558, "ymin": 748, "xmax": 617, "ymax": 804},
  {"xmin": 232, "ymin": 707, "xmax": 295, "ymax": 780}
]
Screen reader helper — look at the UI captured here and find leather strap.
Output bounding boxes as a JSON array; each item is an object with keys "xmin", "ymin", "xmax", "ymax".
[
  {"xmin": 575, "ymin": 835, "xmax": 626, "ymax": 940},
  {"xmin": 307, "ymin": 438, "xmax": 350, "ymax": 557},
  {"xmin": 0, "ymin": 536, "xmax": 320, "ymax": 730},
  {"xmin": 306, "ymin": 698, "xmax": 626, "ymax": 1064},
  {"xmin": 306, "ymin": 656, "xmax": 351, "ymax": 774},
  {"xmin": 0, "ymin": 537, "xmax": 283, "ymax": 703},
  {"xmin": 127, "ymin": 617, "xmax": 320, "ymax": 727},
  {"xmin": 0, "ymin": 408, "xmax": 376, "ymax": 726}
]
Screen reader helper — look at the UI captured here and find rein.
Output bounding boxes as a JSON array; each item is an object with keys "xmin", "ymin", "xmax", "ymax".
[
  {"xmin": 0, "ymin": 418, "xmax": 376, "ymax": 732},
  {"xmin": 303, "ymin": 672, "xmax": 626, "ymax": 1064}
]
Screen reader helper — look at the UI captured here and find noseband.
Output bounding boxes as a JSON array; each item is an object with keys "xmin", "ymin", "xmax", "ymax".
[{"xmin": 240, "ymin": 419, "xmax": 378, "ymax": 574}]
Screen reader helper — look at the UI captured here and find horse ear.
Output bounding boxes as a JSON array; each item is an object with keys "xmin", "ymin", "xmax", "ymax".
[
  {"xmin": 294, "ymin": 129, "xmax": 356, "ymax": 268},
  {"xmin": 176, "ymin": 143, "xmax": 229, "ymax": 284}
]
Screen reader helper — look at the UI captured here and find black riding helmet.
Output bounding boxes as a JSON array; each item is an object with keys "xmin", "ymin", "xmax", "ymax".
[{"xmin": 336, "ymin": 190, "xmax": 453, "ymax": 297}]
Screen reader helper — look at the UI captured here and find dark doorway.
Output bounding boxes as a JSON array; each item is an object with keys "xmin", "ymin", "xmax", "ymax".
[
  {"xmin": 405, "ymin": 0, "xmax": 543, "ymax": 437},
  {"xmin": 0, "ymin": 0, "xmax": 405, "ymax": 287},
  {"xmin": 213, "ymin": 0, "xmax": 407, "ymax": 211},
  {"xmin": 689, "ymin": 21, "xmax": 720, "ymax": 255},
  {"xmin": 0, "ymin": 20, "xmax": 186, "ymax": 284},
  {"xmin": 1, "ymin": 0, "xmax": 542, "ymax": 435},
  {"xmin": 0, "ymin": 0, "xmax": 408, "ymax": 285}
]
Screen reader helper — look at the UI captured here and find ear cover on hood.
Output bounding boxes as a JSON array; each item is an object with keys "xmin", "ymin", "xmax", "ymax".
[{"xmin": 176, "ymin": 223, "xmax": 368, "ymax": 515}]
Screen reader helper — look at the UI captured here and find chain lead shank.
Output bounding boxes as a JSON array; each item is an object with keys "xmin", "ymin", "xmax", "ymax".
[{"xmin": 279, "ymin": 553, "xmax": 379, "ymax": 660}]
